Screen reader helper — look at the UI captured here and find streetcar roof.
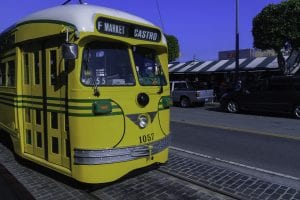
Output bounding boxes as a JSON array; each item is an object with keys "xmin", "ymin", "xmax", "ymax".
[{"xmin": 17, "ymin": 4, "xmax": 157, "ymax": 32}]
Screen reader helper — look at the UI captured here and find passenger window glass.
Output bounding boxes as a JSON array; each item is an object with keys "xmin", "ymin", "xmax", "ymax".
[
  {"xmin": 36, "ymin": 109, "xmax": 41, "ymax": 125},
  {"xmin": 52, "ymin": 137, "xmax": 59, "ymax": 154},
  {"xmin": 24, "ymin": 54, "xmax": 30, "ymax": 84},
  {"xmin": 133, "ymin": 46, "xmax": 166, "ymax": 86},
  {"xmin": 34, "ymin": 50, "xmax": 40, "ymax": 85},
  {"xmin": 0, "ymin": 63, "xmax": 6, "ymax": 86},
  {"xmin": 65, "ymin": 139, "xmax": 70, "ymax": 158},
  {"xmin": 26, "ymin": 130, "xmax": 32, "ymax": 144},
  {"xmin": 8, "ymin": 60, "xmax": 15, "ymax": 86},
  {"xmin": 36, "ymin": 132, "xmax": 42, "ymax": 148},
  {"xmin": 81, "ymin": 42, "xmax": 135, "ymax": 86},
  {"xmin": 51, "ymin": 112, "xmax": 58, "ymax": 129},
  {"xmin": 50, "ymin": 50, "xmax": 57, "ymax": 85}
]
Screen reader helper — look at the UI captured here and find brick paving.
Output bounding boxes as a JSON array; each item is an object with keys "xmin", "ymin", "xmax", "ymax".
[
  {"xmin": 161, "ymin": 151, "xmax": 300, "ymax": 200},
  {"xmin": 92, "ymin": 170, "xmax": 233, "ymax": 200}
]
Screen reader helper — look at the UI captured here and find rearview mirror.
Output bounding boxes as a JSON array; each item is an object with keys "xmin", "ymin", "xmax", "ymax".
[{"xmin": 62, "ymin": 43, "xmax": 78, "ymax": 60}]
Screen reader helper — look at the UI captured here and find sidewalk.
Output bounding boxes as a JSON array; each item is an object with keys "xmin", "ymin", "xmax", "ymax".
[{"xmin": 0, "ymin": 163, "xmax": 34, "ymax": 200}]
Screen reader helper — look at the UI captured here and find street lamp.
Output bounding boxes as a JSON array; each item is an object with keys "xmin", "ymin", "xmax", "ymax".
[{"xmin": 235, "ymin": 0, "xmax": 240, "ymax": 82}]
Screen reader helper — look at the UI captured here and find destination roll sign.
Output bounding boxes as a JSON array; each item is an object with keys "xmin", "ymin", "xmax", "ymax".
[{"xmin": 96, "ymin": 17, "xmax": 161, "ymax": 42}]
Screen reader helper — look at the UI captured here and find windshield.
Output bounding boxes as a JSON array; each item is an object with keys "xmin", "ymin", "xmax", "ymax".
[
  {"xmin": 81, "ymin": 42, "xmax": 135, "ymax": 86},
  {"xmin": 133, "ymin": 46, "xmax": 166, "ymax": 86}
]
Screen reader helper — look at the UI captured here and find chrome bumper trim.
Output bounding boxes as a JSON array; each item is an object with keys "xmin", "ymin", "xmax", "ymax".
[{"xmin": 74, "ymin": 136, "xmax": 170, "ymax": 165}]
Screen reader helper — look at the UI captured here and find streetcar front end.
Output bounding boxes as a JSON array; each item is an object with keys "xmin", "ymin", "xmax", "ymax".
[{"xmin": 66, "ymin": 11, "xmax": 171, "ymax": 183}]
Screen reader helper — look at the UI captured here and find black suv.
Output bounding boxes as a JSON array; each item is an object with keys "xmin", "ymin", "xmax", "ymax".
[{"xmin": 220, "ymin": 76, "xmax": 300, "ymax": 119}]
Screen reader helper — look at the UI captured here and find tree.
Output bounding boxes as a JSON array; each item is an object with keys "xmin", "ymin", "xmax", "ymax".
[
  {"xmin": 165, "ymin": 34, "xmax": 180, "ymax": 62},
  {"xmin": 252, "ymin": 0, "xmax": 300, "ymax": 74}
]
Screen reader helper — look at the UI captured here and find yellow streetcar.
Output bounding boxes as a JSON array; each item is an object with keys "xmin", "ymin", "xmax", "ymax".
[{"xmin": 0, "ymin": 3, "xmax": 170, "ymax": 183}]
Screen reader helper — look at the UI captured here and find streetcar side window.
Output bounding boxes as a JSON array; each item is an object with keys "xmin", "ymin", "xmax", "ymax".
[
  {"xmin": 81, "ymin": 42, "xmax": 135, "ymax": 86},
  {"xmin": 24, "ymin": 54, "xmax": 30, "ymax": 85},
  {"xmin": 34, "ymin": 50, "xmax": 40, "ymax": 85},
  {"xmin": 51, "ymin": 112, "xmax": 58, "ymax": 129},
  {"xmin": 36, "ymin": 132, "xmax": 42, "ymax": 148},
  {"xmin": 133, "ymin": 46, "xmax": 166, "ymax": 86},
  {"xmin": 7, "ymin": 60, "xmax": 15, "ymax": 86},
  {"xmin": 52, "ymin": 137, "xmax": 59, "ymax": 154},
  {"xmin": 36, "ymin": 109, "xmax": 41, "ymax": 125},
  {"xmin": 0, "ymin": 63, "xmax": 5, "ymax": 86},
  {"xmin": 50, "ymin": 50, "xmax": 57, "ymax": 85},
  {"xmin": 26, "ymin": 130, "xmax": 32, "ymax": 144}
]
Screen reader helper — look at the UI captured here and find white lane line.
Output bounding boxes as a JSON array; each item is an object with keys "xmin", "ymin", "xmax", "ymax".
[{"xmin": 170, "ymin": 146, "xmax": 300, "ymax": 181}]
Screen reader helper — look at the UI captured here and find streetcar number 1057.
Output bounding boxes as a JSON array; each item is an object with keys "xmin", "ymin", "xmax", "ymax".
[{"xmin": 139, "ymin": 133, "xmax": 154, "ymax": 144}]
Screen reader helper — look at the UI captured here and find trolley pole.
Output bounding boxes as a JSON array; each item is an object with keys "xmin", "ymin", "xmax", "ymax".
[{"xmin": 235, "ymin": 0, "xmax": 240, "ymax": 83}]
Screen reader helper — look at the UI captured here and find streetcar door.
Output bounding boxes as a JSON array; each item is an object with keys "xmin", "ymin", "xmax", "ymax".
[
  {"xmin": 45, "ymin": 40, "xmax": 70, "ymax": 169},
  {"xmin": 22, "ymin": 44, "xmax": 45, "ymax": 159},
  {"xmin": 22, "ymin": 40, "xmax": 70, "ymax": 169}
]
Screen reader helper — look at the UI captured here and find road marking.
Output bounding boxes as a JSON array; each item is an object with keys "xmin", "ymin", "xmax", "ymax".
[
  {"xmin": 171, "ymin": 119, "xmax": 300, "ymax": 141},
  {"xmin": 171, "ymin": 146, "xmax": 300, "ymax": 181}
]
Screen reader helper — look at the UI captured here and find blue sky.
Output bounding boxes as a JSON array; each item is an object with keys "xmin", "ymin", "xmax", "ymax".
[{"xmin": 0, "ymin": 0, "xmax": 282, "ymax": 61}]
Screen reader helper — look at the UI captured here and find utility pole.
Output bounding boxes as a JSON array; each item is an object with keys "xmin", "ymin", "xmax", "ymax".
[{"xmin": 235, "ymin": 0, "xmax": 240, "ymax": 83}]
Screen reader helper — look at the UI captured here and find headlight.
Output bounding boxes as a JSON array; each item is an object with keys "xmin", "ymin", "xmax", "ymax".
[{"xmin": 138, "ymin": 115, "xmax": 148, "ymax": 129}]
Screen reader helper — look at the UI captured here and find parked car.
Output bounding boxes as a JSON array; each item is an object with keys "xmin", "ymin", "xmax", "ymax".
[
  {"xmin": 220, "ymin": 76, "xmax": 300, "ymax": 119},
  {"xmin": 170, "ymin": 81, "xmax": 215, "ymax": 107}
]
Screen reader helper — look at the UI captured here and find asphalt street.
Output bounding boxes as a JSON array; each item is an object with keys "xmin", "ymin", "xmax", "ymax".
[
  {"xmin": 171, "ymin": 105, "xmax": 300, "ymax": 139},
  {"xmin": 170, "ymin": 105, "xmax": 300, "ymax": 179},
  {"xmin": 171, "ymin": 121, "xmax": 300, "ymax": 178}
]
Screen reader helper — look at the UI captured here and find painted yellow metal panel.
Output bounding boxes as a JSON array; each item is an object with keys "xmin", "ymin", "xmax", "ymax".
[{"xmin": 15, "ymin": 23, "xmax": 66, "ymax": 43}]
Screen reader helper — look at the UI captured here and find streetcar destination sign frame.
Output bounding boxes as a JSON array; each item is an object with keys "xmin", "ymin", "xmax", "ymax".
[{"xmin": 96, "ymin": 17, "xmax": 161, "ymax": 42}]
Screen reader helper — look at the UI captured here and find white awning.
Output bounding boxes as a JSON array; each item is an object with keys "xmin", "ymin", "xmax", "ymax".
[{"xmin": 168, "ymin": 56, "xmax": 284, "ymax": 74}]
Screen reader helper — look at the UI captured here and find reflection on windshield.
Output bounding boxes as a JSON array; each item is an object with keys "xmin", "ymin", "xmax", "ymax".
[
  {"xmin": 81, "ymin": 42, "xmax": 135, "ymax": 86},
  {"xmin": 133, "ymin": 46, "xmax": 166, "ymax": 86}
]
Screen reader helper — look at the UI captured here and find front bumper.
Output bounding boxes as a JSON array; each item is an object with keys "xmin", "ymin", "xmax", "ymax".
[{"xmin": 74, "ymin": 136, "xmax": 170, "ymax": 165}]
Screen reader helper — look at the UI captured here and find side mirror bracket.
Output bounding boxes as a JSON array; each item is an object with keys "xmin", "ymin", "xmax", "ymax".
[{"xmin": 62, "ymin": 43, "xmax": 78, "ymax": 60}]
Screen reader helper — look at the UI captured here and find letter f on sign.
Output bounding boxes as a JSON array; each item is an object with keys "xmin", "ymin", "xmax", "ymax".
[{"xmin": 97, "ymin": 21, "xmax": 103, "ymax": 30}]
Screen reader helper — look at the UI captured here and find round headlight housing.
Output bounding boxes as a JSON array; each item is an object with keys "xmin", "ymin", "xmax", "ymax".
[
  {"xmin": 138, "ymin": 115, "xmax": 148, "ymax": 129},
  {"xmin": 137, "ymin": 93, "xmax": 149, "ymax": 107}
]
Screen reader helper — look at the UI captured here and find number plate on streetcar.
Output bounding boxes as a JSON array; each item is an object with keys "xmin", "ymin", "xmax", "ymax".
[{"xmin": 139, "ymin": 133, "xmax": 154, "ymax": 144}]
